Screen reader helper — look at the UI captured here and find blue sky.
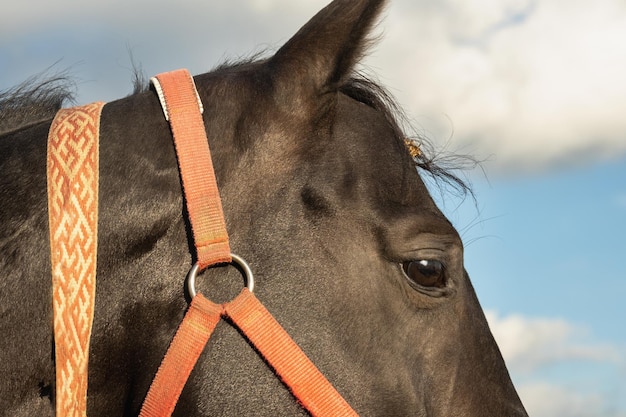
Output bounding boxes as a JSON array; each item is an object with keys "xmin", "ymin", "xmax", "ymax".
[
  {"xmin": 460, "ymin": 160, "xmax": 626, "ymax": 329},
  {"xmin": 444, "ymin": 160, "xmax": 626, "ymax": 414},
  {"xmin": 451, "ymin": 160, "xmax": 626, "ymax": 416},
  {"xmin": 2, "ymin": 1, "xmax": 625, "ymax": 415}
]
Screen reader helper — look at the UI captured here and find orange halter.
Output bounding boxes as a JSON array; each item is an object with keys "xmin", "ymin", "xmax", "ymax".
[
  {"xmin": 47, "ymin": 69, "xmax": 357, "ymax": 416},
  {"xmin": 141, "ymin": 69, "xmax": 358, "ymax": 417}
]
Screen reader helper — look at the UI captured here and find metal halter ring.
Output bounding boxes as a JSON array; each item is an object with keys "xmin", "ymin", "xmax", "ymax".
[{"xmin": 186, "ymin": 253, "xmax": 255, "ymax": 299}]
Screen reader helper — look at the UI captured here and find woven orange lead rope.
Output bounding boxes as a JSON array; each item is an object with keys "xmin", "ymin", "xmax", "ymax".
[
  {"xmin": 140, "ymin": 69, "xmax": 358, "ymax": 417},
  {"xmin": 47, "ymin": 101, "xmax": 105, "ymax": 417}
]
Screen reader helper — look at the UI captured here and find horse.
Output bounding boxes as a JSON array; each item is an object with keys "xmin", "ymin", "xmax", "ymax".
[{"xmin": 0, "ymin": 0, "xmax": 528, "ymax": 415}]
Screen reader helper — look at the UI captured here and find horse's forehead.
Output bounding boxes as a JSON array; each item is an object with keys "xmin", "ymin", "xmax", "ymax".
[
  {"xmin": 333, "ymin": 95, "xmax": 402, "ymax": 161},
  {"xmin": 304, "ymin": 100, "xmax": 434, "ymax": 227}
]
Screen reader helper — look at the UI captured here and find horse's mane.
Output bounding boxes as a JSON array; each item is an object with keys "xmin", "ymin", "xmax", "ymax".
[
  {"xmin": 0, "ymin": 65, "xmax": 146, "ymax": 136},
  {"xmin": 0, "ymin": 71, "xmax": 75, "ymax": 135},
  {"xmin": 0, "ymin": 63, "xmax": 474, "ymax": 197}
]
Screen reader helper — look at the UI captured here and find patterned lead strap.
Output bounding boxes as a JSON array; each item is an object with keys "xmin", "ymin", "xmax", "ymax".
[{"xmin": 47, "ymin": 101, "xmax": 105, "ymax": 417}]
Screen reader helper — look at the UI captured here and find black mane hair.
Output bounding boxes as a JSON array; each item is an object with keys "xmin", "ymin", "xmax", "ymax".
[
  {"xmin": 0, "ymin": 64, "xmax": 474, "ymax": 197},
  {"xmin": 0, "ymin": 71, "xmax": 75, "ymax": 135},
  {"xmin": 338, "ymin": 73, "xmax": 476, "ymax": 199}
]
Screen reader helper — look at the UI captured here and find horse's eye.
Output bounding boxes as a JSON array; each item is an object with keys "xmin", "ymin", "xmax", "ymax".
[{"xmin": 401, "ymin": 260, "xmax": 446, "ymax": 288}]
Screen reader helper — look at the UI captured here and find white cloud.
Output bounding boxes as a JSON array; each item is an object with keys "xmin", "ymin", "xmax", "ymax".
[
  {"xmin": 3, "ymin": 0, "xmax": 626, "ymax": 173},
  {"xmin": 518, "ymin": 381, "xmax": 626, "ymax": 417},
  {"xmin": 485, "ymin": 310, "xmax": 621, "ymax": 372},
  {"xmin": 486, "ymin": 310, "xmax": 626, "ymax": 417},
  {"xmin": 367, "ymin": 0, "xmax": 626, "ymax": 173},
  {"xmin": 0, "ymin": 0, "xmax": 316, "ymax": 39}
]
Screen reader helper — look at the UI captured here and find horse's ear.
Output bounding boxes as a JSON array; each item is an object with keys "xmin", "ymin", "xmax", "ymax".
[{"xmin": 269, "ymin": 0, "xmax": 387, "ymax": 108}]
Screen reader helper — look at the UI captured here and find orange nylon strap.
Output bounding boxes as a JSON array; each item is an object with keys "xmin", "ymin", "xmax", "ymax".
[
  {"xmin": 225, "ymin": 289, "xmax": 359, "ymax": 417},
  {"xmin": 151, "ymin": 69, "xmax": 231, "ymax": 268},
  {"xmin": 47, "ymin": 101, "xmax": 105, "ymax": 417},
  {"xmin": 139, "ymin": 295, "xmax": 221, "ymax": 417},
  {"xmin": 140, "ymin": 290, "xmax": 358, "ymax": 417},
  {"xmin": 142, "ymin": 69, "xmax": 358, "ymax": 416}
]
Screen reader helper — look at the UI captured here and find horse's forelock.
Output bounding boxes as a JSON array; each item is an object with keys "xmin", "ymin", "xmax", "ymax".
[
  {"xmin": 338, "ymin": 74, "xmax": 476, "ymax": 200},
  {"xmin": 205, "ymin": 54, "xmax": 477, "ymax": 202}
]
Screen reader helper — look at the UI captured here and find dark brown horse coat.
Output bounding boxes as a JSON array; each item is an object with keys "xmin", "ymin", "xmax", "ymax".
[{"xmin": 0, "ymin": 0, "xmax": 528, "ymax": 415}]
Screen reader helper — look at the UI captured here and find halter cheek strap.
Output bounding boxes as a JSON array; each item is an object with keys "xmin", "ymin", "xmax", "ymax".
[
  {"xmin": 140, "ymin": 69, "xmax": 358, "ymax": 417},
  {"xmin": 150, "ymin": 70, "xmax": 230, "ymax": 268}
]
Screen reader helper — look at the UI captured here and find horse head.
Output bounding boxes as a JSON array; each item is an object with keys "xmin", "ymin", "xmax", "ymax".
[{"xmin": 0, "ymin": 0, "xmax": 528, "ymax": 415}]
